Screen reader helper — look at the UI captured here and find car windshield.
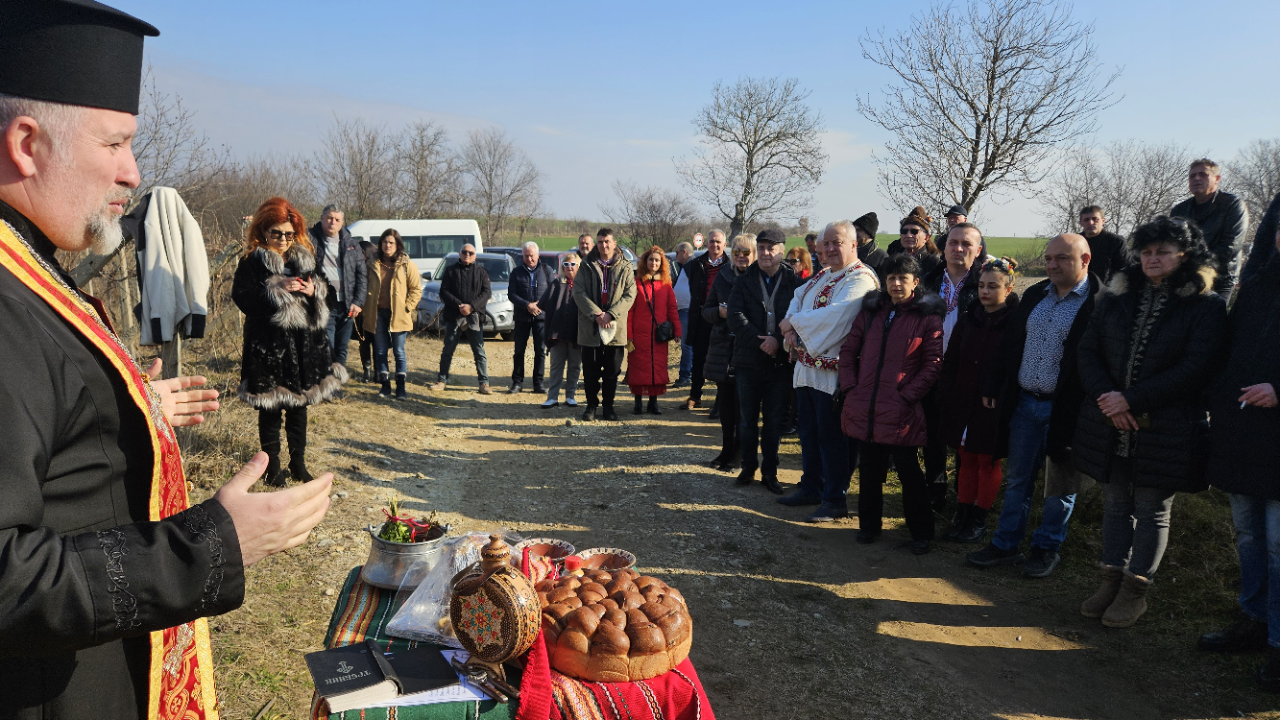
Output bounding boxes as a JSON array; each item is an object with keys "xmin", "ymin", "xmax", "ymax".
[{"xmin": 443, "ymin": 256, "xmax": 511, "ymax": 282}]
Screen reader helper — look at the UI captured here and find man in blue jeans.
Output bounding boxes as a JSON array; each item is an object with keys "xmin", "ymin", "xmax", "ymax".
[{"xmin": 969, "ymin": 234, "xmax": 1100, "ymax": 578}]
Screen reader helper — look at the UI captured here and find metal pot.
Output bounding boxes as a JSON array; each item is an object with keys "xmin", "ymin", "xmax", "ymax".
[{"xmin": 360, "ymin": 522, "xmax": 453, "ymax": 590}]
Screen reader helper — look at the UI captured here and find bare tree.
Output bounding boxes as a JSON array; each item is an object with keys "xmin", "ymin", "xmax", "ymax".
[
  {"xmin": 393, "ymin": 121, "xmax": 462, "ymax": 218},
  {"xmin": 675, "ymin": 76, "xmax": 826, "ymax": 240},
  {"xmin": 602, "ymin": 181, "xmax": 700, "ymax": 253},
  {"xmin": 460, "ymin": 128, "xmax": 541, "ymax": 245},
  {"xmin": 1040, "ymin": 140, "xmax": 1191, "ymax": 238},
  {"xmin": 1226, "ymin": 138, "xmax": 1280, "ymax": 237},
  {"xmin": 132, "ymin": 66, "xmax": 231, "ymax": 202},
  {"xmin": 859, "ymin": 0, "xmax": 1121, "ymax": 216},
  {"xmin": 313, "ymin": 117, "xmax": 398, "ymax": 220},
  {"xmin": 514, "ymin": 188, "xmax": 545, "ymax": 245}
]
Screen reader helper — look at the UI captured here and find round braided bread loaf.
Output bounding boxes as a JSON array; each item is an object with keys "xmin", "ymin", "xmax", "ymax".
[{"xmin": 535, "ymin": 568, "xmax": 692, "ymax": 682}]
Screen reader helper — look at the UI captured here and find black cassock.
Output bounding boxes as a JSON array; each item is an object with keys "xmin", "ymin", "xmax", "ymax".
[{"xmin": 0, "ymin": 202, "xmax": 244, "ymax": 719}]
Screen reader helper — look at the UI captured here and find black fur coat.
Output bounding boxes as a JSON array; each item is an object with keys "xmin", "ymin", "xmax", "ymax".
[{"xmin": 232, "ymin": 246, "xmax": 347, "ymax": 409}]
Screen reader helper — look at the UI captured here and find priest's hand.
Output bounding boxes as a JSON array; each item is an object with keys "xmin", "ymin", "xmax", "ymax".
[
  {"xmin": 214, "ymin": 453, "xmax": 332, "ymax": 567},
  {"xmin": 146, "ymin": 359, "xmax": 220, "ymax": 427}
]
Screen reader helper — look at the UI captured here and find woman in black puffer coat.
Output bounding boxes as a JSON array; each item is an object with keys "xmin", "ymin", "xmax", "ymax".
[
  {"xmin": 1072, "ymin": 216, "xmax": 1227, "ymax": 628},
  {"xmin": 702, "ymin": 234, "xmax": 755, "ymax": 471},
  {"xmin": 233, "ymin": 197, "xmax": 347, "ymax": 486}
]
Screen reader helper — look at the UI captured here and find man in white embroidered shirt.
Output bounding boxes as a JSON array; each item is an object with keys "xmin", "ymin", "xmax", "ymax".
[{"xmin": 778, "ymin": 220, "xmax": 880, "ymax": 522}]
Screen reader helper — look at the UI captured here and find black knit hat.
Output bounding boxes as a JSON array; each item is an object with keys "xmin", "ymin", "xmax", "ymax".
[
  {"xmin": 852, "ymin": 212, "xmax": 879, "ymax": 238},
  {"xmin": 756, "ymin": 228, "xmax": 787, "ymax": 245},
  {"xmin": 0, "ymin": 0, "xmax": 159, "ymax": 115}
]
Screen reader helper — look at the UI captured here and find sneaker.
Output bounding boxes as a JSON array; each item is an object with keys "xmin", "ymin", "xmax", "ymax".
[
  {"xmin": 430, "ymin": 380, "xmax": 447, "ymax": 392},
  {"xmin": 1199, "ymin": 612, "xmax": 1270, "ymax": 653},
  {"xmin": 565, "ymin": 397, "xmax": 579, "ymax": 407},
  {"xmin": 777, "ymin": 490, "xmax": 823, "ymax": 507},
  {"xmin": 1021, "ymin": 547, "xmax": 1061, "ymax": 578},
  {"xmin": 541, "ymin": 399, "xmax": 558, "ymax": 409},
  {"xmin": 478, "ymin": 383, "xmax": 493, "ymax": 395},
  {"xmin": 805, "ymin": 502, "xmax": 849, "ymax": 522},
  {"xmin": 856, "ymin": 528, "xmax": 881, "ymax": 544},
  {"xmin": 508, "ymin": 382, "xmax": 522, "ymax": 394},
  {"xmin": 966, "ymin": 542, "xmax": 1024, "ymax": 568},
  {"xmin": 671, "ymin": 378, "xmax": 691, "ymax": 388}
]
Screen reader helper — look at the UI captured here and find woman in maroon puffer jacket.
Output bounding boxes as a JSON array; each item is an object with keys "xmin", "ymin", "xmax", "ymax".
[
  {"xmin": 839, "ymin": 253, "xmax": 945, "ymax": 553},
  {"xmin": 936, "ymin": 258, "xmax": 1020, "ymax": 543}
]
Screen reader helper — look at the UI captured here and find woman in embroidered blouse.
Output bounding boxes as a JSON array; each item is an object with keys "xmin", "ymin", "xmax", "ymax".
[{"xmin": 1073, "ymin": 216, "xmax": 1227, "ymax": 628}]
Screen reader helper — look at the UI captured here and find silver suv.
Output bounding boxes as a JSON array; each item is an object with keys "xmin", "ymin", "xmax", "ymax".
[{"xmin": 417, "ymin": 252, "xmax": 516, "ymax": 339}]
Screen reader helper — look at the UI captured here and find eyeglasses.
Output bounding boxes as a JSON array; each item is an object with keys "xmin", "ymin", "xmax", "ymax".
[
  {"xmin": 459, "ymin": 250, "xmax": 475, "ymax": 256},
  {"xmin": 562, "ymin": 261, "xmax": 579, "ymax": 267},
  {"xmin": 732, "ymin": 249, "xmax": 753, "ymax": 257},
  {"xmin": 901, "ymin": 228, "xmax": 922, "ymax": 235},
  {"xmin": 265, "ymin": 230, "xmax": 296, "ymax": 241}
]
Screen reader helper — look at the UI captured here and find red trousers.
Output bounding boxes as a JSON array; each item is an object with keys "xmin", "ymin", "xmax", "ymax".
[{"xmin": 957, "ymin": 447, "xmax": 1002, "ymax": 510}]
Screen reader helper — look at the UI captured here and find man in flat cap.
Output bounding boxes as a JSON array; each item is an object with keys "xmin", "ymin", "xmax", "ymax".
[{"xmin": 0, "ymin": 2, "xmax": 331, "ymax": 718}]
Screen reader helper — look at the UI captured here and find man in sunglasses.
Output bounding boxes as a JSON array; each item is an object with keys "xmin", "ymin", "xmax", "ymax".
[{"xmin": 432, "ymin": 244, "xmax": 493, "ymax": 394}]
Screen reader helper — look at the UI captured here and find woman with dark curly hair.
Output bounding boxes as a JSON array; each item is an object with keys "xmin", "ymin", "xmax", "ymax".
[
  {"xmin": 233, "ymin": 197, "xmax": 347, "ymax": 485},
  {"xmin": 1073, "ymin": 216, "xmax": 1228, "ymax": 628}
]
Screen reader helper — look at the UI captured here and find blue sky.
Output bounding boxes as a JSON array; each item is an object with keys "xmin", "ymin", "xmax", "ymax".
[{"xmin": 114, "ymin": 0, "xmax": 1280, "ymax": 236}]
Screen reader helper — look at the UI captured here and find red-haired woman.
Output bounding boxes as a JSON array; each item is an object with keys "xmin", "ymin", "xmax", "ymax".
[
  {"xmin": 232, "ymin": 197, "xmax": 347, "ymax": 486},
  {"xmin": 626, "ymin": 246, "xmax": 682, "ymax": 414}
]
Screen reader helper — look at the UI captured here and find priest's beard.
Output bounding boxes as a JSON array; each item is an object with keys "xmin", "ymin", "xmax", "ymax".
[{"xmin": 85, "ymin": 186, "xmax": 131, "ymax": 256}]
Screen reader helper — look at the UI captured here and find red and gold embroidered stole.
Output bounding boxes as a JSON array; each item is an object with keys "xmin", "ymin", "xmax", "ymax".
[{"xmin": 0, "ymin": 222, "xmax": 218, "ymax": 720}]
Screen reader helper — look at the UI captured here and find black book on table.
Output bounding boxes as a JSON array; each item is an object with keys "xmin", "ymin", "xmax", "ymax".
[{"xmin": 305, "ymin": 639, "xmax": 461, "ymax": 712}]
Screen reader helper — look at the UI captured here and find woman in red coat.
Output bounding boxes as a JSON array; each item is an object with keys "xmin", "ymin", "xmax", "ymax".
[
  {"xmin": 936, "ymin": 257, "xmax": 1019, "ymax": 543},
  {"xmin": 627, "ymin": 246, "xmax": 682, "ymax": 414},
  {"xmin": 839, "ymin": 253, "xmax": 945, "ymax": 553}
]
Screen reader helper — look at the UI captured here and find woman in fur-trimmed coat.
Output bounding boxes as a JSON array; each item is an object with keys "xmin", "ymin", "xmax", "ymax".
[
  {"xmin": 232, "ymin": 197, "xmax": 347, "ymax": 486},
  {"xmin": 1072, "ymin": 216, "xmax": 1227, "ymax": 628}
]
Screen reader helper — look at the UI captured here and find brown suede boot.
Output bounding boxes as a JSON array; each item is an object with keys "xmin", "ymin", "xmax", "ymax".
[
  {"xmin": 1080, "ymin": 564, "xmax": 1125, "ymax": 618},
  {"xmin": 1102, "ymin": 571, "xmax": 1151, "ymax": 628}
]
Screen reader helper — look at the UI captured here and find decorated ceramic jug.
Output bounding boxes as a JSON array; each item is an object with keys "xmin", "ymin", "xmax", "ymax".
[{"xmin": 449, "ymin": 534, "xmax": 541, "ymax": 663}]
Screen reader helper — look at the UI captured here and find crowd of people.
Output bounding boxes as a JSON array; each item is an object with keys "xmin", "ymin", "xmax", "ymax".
[{"xmin": 229, "ymin": 157, "xmax": 1280, "ymax": 689}]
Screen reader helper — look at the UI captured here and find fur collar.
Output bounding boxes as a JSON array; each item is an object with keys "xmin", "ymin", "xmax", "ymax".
[
  {"xmin": 254, "ymin": 244, "xmax": 317, "ymax": 275},
  {"xmin": 1107, "ymin": 262, "xmax": 1217, "ymax": 299},
  {"xmin": 861, "ymin": 289, "xmax": 947, "ymax": 317}
]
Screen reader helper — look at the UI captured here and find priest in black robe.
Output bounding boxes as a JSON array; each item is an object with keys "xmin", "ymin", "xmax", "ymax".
[{"xmin": 0, "ymin": 2, "xmax": 333, "ymax": 718}]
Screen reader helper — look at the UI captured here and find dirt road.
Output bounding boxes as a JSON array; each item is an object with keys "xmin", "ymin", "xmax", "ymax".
[{"xmin": 200, "ymin": 333, "xmax": 1278, "ymax": 719}]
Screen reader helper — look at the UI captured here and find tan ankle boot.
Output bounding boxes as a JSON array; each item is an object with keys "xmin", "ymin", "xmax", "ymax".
[
  {"xmin": 1080, "ymin": 564, "xmax": 1125, "ymax": 618},
  {"xmin": 1101, "ymin": 571, "xmax": 1151, "ymax": 628}
]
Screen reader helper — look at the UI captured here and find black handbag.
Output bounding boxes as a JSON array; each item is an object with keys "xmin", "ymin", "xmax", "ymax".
[{"xmin": 644, "ymin": 280, "xmax": 676, "ymax": 343}]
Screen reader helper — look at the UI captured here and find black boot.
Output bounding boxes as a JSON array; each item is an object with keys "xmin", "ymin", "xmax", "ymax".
[
  {"xmin": 944, "ymin": 503, "xmax": 974, "ymax": 541},
  {"xmin": 264, "ymin": 454, "xmax": 287, "ymax": 487},
  {"xmin": 647, "ymin": 396, "xmax": 661, "ymax": 415},
  {"xmin": 957, "ymin": 507, "xmax": 988, "ymax": 543},
  {"xmin": 258, "ymin": 410, "xmax": 287, "ymax": 487},
  {"xmin": 395, "ymin": 373, "xmax": 407, "ymax": 400},
  {"xmin": 379, "ymin": 372, "xmax": 392, "ymax": 397},
  {"xmin": 284, "ymin": 408, "xmax": 312, "ymax": 482},
  {"xmin": 634, "ymin": 395, "xmax": 644, "ymax": 415},
  {"xmin": 602, "ymin": 405, "xmax": 620, "ymax": 421},
  {"xmin": 735, "ymin": 468, "xmax": 755, "ymax": 486},
  {"xmin": 362, "ymin": 364, "xmax": 372, "ymax": 383},
  {"xmin": 717, "ymin": 446, "xmax": 740, "ymax": 471},
  {"xmin": 582, "ymin": 405, "xmax": 597, "ymax": 421}
]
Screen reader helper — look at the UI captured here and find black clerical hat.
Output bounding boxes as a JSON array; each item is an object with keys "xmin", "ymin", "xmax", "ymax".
[{"xmin": 0, "ymin": 0, "xmax": 159, "ymax": 115}]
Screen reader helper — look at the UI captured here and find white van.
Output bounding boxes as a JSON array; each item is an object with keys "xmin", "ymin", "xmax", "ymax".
[{"xmin": 345, "ymin": 219, "xmax": 483, "ymax": 280}]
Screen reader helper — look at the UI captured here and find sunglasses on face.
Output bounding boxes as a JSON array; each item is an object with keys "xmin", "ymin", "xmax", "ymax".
[
  {"xmin": 562, "ymin": 261, "xmax": 579, "ymax": 267},
  {"xmin": 901, "ymin": 228, "xmax": 922, "ymax": 235},
  {"xmin": 266, "ymin": 230, "xmax": 296, "ymax": 241},
  {"xmin": 732, "ymin": 249, "xmax": 753, "ymax": 257},
  {"xmin": 460, "ymin": 250, "xmax": 475, "ymax": 256}
]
